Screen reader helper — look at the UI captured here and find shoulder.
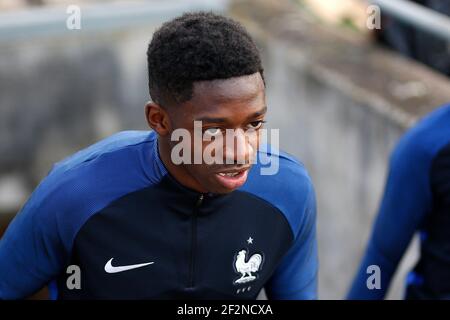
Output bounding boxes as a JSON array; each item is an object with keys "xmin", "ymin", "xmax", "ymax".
[
  {"xmin": 394, "ymin": 104, "xmax": 450, "ymax": 165},
  {"xmin": 42, "ymin": 130, "xmax": 157, "ymax": 205},
  {"xmin": 51, "ymin": 130, "xmax": 155, "ymax": 173},
  {"xmin": 240, "ymin": 145, "xmax": 315, "ymax": 236},
  {"xmin": 21, "ymin": 130, "xmax": 161, "ymax": 251},
  {"xmin": 381, "ymin": 104, "xmax": 450, "ymax": 211}
]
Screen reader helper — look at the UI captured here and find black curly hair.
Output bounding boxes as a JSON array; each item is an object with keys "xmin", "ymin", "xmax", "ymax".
[{"xmin": 147, "ymin": 11, "xmax": 264, "ymax": 106}]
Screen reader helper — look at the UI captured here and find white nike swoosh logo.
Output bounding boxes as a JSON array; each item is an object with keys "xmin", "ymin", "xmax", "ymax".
[{"xmin": 104, "ymin": 258, "xmax": 154, "ymax": 273}]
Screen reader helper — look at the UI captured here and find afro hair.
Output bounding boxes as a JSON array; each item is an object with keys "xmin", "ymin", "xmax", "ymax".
[{"xmin": 147, "ymin": 11, "xmax": 264, "ymax": 105}]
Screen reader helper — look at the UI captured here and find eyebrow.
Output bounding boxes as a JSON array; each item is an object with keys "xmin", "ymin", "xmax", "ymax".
[{"xmin": 195, "ymin": 105, "xmax": 267, "ymax": 124}]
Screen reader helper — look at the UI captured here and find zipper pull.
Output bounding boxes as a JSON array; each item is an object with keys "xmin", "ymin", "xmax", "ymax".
[{"xmin": 196, "ymin": 194, "xmax": 204, "ymax": 207}]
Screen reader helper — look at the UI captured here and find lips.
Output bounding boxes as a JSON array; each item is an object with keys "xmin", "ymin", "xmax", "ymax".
[
  {"xmin": 214, "ymin": 167, "xmax": 250, "ymax": 190},
  {"xmin": 217, "ymin": 172, "xmax": 241, "ymax": 177}
]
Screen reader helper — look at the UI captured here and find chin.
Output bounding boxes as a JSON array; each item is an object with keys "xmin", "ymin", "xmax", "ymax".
[
  {"xmin": 203, "ymin": 181, "xmax": 237, "ymax": 194},
  {"xmin": 214, "ymin": 187, "xmax": 236, "ymax": 194}
]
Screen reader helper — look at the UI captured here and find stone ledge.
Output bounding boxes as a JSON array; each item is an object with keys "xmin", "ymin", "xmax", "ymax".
[{"xmin": 230, "ymin": 0, "xmax": 450, "ymax": 129}]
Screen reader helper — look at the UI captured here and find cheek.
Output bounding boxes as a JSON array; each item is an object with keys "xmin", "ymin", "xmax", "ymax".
[
  {"xmin": 253, "ymin": 132, "xmax": 260, "ymax": 148},
  {"xmin": 247, "ymin": 131, "xmax": 260, "ymax": 154},
  {"xmin": 169, "ymin": 111, "xmax": 195, "ymax": 132},
  {"xmin": 187, "ymin": 164, "xmax": 214, "ymax": 183}
]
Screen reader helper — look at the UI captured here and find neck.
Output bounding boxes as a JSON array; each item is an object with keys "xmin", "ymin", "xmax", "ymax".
[{"xmin": 157, "ymin": 136, "xmax": 207, "ymax": 193}]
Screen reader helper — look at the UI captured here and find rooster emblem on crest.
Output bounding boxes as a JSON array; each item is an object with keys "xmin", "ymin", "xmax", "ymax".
[{"xmin": 233, "ymin": 249, "xmax": 263, "ymax": 284}]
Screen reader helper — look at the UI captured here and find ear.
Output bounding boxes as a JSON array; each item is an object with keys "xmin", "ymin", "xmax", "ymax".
[{"xmin": 145, "ymin": 101, "xmax": 171, "ymax": 136}]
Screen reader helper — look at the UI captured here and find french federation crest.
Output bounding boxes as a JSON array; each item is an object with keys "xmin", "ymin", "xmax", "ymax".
[{"xmin": 233, "ymin": 249, "xmax": 263, "ymax": 284}]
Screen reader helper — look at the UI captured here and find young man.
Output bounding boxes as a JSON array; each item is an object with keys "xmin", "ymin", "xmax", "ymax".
[
  {"xmin": 0, "ymin": 12, "xmax": 317, "ymax": 299},
  {"xmin": 348, "ymin": 103, "xmax": 450, "ymax": 299}
]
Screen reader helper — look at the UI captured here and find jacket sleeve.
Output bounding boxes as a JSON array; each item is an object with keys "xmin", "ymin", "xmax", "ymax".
[
  {"xmin": 0, "ymin": 175, "xmax": 67, "ymax": 300},
  {"xmin": 265, "ymin": 182, "xmax": 318, "ymax": 300}
]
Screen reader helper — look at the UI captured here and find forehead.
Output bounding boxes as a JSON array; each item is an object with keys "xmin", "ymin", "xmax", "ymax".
[{"xmin": 183, "ymin": 72, "xmax": 266, "ymax": 119}]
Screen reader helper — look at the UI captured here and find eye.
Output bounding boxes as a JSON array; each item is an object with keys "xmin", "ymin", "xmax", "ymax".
[
  {"xmin": 246, "ymin": 120, "xmax": 265, "ymax": 130},
  {"xmin": 204, "ymin": 127, "xmax": 222, "ymax": 137}
]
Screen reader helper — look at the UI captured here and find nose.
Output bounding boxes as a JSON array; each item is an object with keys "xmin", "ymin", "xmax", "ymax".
[{"xmin": 223, "ymin": 129, "xmax": 255, "ymax": 165}]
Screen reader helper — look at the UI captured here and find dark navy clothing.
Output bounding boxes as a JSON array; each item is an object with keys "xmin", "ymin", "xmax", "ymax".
[
  {"xmin": 348, "ymin": 104, "xmax": 450, "ymax": 299},
  {"xmin": 0, "ymin": 130, "xmax": 318, "ymax": 300}
]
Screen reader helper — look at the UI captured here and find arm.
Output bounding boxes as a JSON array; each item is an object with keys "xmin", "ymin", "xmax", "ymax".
[
  {"xmin": 347, "ymin": 135, "xmax": 432, "ymax": 299},
  {"xmin": 0, "ymin": 177, "xmax": 66, "ymax": 299},
  {"xmin": 265, "ymin": 183, "xmax": 318, "ymax": 300}
]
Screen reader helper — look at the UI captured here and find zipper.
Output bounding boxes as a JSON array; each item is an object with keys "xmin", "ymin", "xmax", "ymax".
[{"xmin": 188, "ymin": 193, "xmax": 204, "ymax": 288}]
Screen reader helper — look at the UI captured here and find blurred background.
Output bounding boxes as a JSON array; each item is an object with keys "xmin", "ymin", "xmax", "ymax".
[{"xmin": 0, "ymin": 0, "xmax": 449, "ymax": 299}]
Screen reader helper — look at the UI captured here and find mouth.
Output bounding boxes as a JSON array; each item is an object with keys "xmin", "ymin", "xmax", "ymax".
[{"xmin": 214, "ymin": 167, "xmax": 250, "ymax": 190}]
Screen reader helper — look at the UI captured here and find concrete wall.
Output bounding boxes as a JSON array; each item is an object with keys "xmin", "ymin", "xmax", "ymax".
[
  {"xmin": 263, "ymin": 43, "xmax": 407, "ymax": 299},
  {"xmin": 0, "ymin": 28, "xmax": 155, "ymax": 232}
]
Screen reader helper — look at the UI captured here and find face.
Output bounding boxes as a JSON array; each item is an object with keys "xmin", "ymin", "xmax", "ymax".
[{"xmin": 146, "ymin": 72, "xmax": 267, "ymax": 194}]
